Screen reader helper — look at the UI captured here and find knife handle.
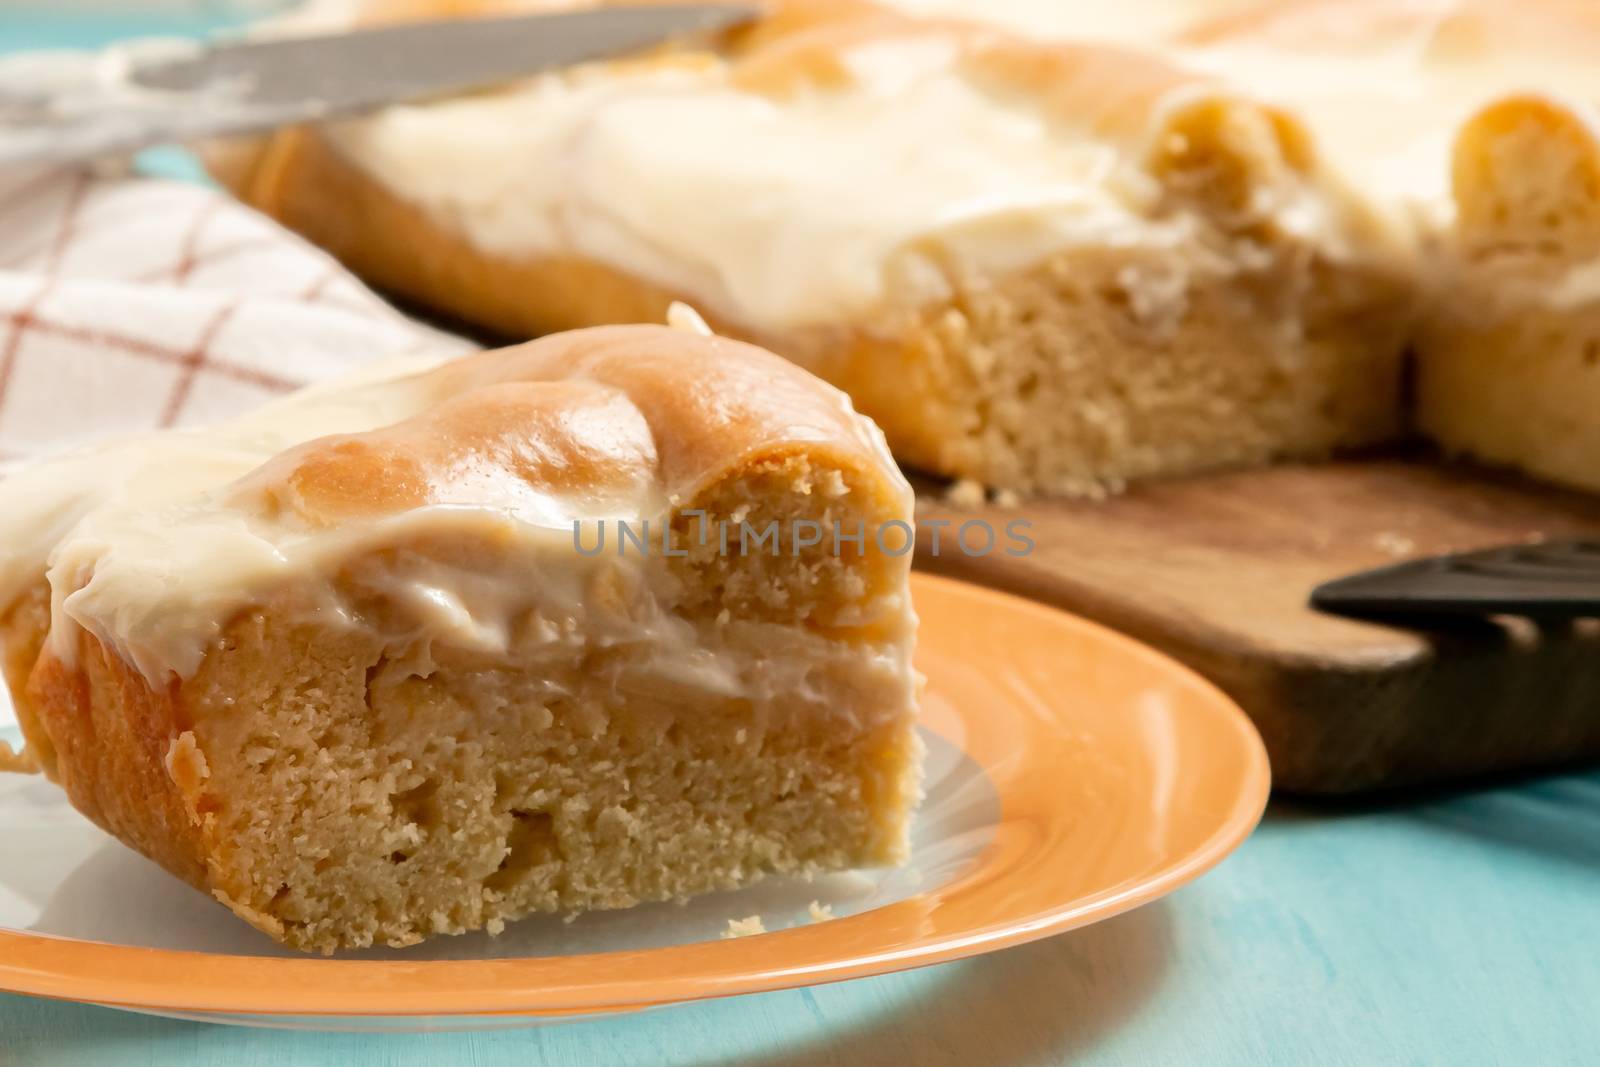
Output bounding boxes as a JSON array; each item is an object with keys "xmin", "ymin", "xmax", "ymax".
[{"xmin": 1311, "ymin": 539, "xmax": 1600, "ymax": 621}]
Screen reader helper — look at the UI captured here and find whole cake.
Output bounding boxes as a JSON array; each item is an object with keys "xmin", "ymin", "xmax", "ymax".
[
  {"xmin": 0, "ymin": 322, "xmax": 923, "ymax": 953},
  {"xmin": 211, "ymin": 0, "xmax": 1415, "ymax": 496}
]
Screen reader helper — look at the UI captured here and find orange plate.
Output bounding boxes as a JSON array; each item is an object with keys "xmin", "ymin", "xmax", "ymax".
[{"xmin": 0, "ymin": 574, "xmax": 1268, "ymax": 1024}]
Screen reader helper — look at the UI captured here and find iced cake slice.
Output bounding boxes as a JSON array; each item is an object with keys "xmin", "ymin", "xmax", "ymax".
[
  {"xmin": 0, "ymin": 323, "xmax": 921, "ymax": 953},
  {"xmin": 210, "ymin": 0, "xmax": 1414, "ymax": 496}
]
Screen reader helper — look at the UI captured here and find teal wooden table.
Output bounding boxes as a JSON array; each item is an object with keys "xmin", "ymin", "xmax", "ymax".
[
  {"xmin": 4, "ymin": 778, "xmax": 1599, "ymax": 1064},
  {"xmin": 1, "ymin": 7, "xmax": 1597, "ymax": 1064}
]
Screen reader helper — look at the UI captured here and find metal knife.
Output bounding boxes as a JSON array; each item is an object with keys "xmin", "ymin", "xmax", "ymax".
[{"xmin": 0, "ymin": 4, "xmax": 757, "ymax": 165}]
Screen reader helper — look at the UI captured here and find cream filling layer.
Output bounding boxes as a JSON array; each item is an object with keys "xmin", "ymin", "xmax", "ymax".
[{"xmin": 48, "ymin": 493, "xmax": 915, "ymax": 733}]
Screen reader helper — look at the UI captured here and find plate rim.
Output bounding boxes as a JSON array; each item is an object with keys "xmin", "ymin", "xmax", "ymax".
[{"xmin": 0, "ymin": 572, "xmax": 1270, "ymax": 1019}]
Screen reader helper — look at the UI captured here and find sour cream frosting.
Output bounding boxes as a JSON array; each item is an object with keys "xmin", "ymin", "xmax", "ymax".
[
  {"xmin": 320, "ymin": 28, "xmax": 1205, "ymax": 330},
  {"xmin": 0, "ymin": 325, "xmax": 912, "ymax": 690}
]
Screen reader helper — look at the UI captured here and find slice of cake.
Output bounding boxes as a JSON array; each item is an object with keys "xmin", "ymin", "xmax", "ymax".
[
  {"xmin": 0, "ymin": 322, "xmax": 922, "ymax": 953},
  {"xmin": 209, "ymin": 0, "xmax": 1414, "ymax": 496}
]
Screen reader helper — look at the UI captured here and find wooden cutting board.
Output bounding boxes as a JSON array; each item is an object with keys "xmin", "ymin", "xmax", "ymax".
[{"xmin": 911, "ymin": 455, "xmax": 1600, "ymax": 795}]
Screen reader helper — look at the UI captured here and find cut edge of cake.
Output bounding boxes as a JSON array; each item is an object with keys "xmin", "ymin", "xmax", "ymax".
[{"xmin": 1416, "ymin": 93, "xmax": 1600, "ymax": 494}]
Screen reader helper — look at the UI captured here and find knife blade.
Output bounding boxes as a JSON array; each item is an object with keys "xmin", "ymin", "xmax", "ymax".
[{"xmin": 0, "ymin": 4, "xmax": 757, "ymax": 165}]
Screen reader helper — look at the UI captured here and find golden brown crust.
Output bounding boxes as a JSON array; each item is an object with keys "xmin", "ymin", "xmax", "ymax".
[
  {"xmin": 207, "ymin": 126, "xmax": 687, "ymax": 339},
  {"xmin": 442, "ymin": 327, "xmax": 898, "ymax": 494},
  {"xmin": 247, "ymin": 380, "xmax": 658, "ymax": 525},
  {"xmin": 1, "ymin": 583, "xmax": 52, "ymax": 775},
  {"xmin": 1450, "ymin": 94, "xmax": 1600, "ymax": 263},
  {"xmin": 26, "ymin": 629, "xmax": 214, "ymax": 891}
]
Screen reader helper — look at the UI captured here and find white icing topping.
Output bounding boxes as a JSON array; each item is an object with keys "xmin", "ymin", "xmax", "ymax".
[
  {"xmin": 0, "ymin": 354, "xmax": 445, "ymax": 618},
  {"xmin": 0, "ymin": 329, "xmax": 914, "ymax": 698},
  {"xmin": 321, "ymin": 32, "xmax": 1180, "ymax": 329}
]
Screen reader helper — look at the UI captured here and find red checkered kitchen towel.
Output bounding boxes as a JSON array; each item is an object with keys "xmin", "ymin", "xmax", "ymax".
[{"xmin": 0, "ymin": 162, "xmax": 472, "ymax": 734}]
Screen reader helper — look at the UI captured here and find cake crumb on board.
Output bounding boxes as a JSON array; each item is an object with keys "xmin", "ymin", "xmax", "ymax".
[{"xmin": 722, "ymin": 915, "xmax": 767, "ymax": 939}]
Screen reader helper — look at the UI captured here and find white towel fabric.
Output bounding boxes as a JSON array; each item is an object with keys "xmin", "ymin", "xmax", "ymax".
[{"xmin": 0, "ymin": 163, "xmax": 473, "ymax": 731}]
